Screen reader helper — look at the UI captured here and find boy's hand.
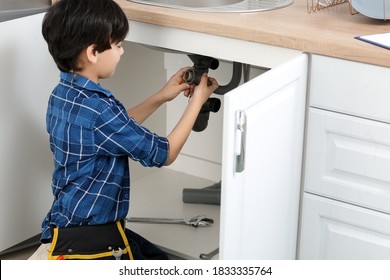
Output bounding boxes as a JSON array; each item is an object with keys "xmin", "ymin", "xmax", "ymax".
[
  {"xmin": 165, "ymin": 73, "xmax": 218, "ymax": 166},
  {"xmin": 187, "ymin": 73, "xmax": 219, "ymax": 105},
  {"xmin": 159, "ymin": 67, "xmax": 192, "ymax": 101}
]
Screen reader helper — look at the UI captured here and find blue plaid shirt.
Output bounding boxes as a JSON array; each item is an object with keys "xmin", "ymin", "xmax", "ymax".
[{"xmin": 41, "ymin": 72, "xmax": 169, "ymax": 242}]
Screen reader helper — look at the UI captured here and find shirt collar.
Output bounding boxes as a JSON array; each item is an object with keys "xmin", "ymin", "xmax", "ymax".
[{"xmin": 60, "ymin": 71, "xmax": 112, "ymax": 97}]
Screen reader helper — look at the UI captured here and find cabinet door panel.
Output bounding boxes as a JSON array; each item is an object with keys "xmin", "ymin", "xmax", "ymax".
[
  {"xmin": 299, "ymin": 193, "xmax": 390, "ymax": 260},
  {"xmin": 305, "ymin": 108, "xmax": 390, "ymax": 214},
  {"xmin": 310, "ymin": 55, "xmax": 390, "ymax": 123},
  {"xmin": 220, "ymin": 54, "xmax": 307, "ymax": 259}
]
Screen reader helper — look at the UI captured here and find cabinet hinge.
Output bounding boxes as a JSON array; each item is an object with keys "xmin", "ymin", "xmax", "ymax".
[{"xmin": 234, "ymin": 110, "xmax": 246, "ymax": 173}]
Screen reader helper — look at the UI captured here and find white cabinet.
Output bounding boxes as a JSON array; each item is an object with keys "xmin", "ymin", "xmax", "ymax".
[
  {"xmin": 300, "ymin": 193, "xmax": 390, "ymax": 260},
  {"xmin": 304, "ymin": 108, "xmax": 390, "ymax": 214},
  {"xmin": 220, "ymin": 54, "xmax": 307, "ymax": 259},
  {"xmin": 299, "ymin": 55, "xmax": 390, "ymax": 259},
  {"xmin": 310, "ymin": 55, "xmax": 390, "ymax": 123}
]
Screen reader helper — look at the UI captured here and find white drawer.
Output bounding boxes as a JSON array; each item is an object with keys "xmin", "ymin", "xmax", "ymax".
[
  {"xmin": 304, "ymin": 108, "xmax": 390, "ymax": 214},
  {"xmin": 310, "ymin": 55, "xmax": 390, "ymax": 123},
  {"xmin": 299, "ymin": 193, "xmax": 390, "ymax": 260}
]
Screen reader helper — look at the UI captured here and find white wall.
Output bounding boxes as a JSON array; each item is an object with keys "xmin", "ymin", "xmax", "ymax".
[{"xmin": 0, "ymin": 14, "xmax": 56, "ymax": 252}]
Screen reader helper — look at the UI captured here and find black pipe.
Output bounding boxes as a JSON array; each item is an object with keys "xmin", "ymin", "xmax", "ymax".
[
  {"xmin": 183, "ymin": 54, "xmax": 243, "ymax": 131},
  {"xmin": 192, "ymin": 97, "xmax": 221, "ymax": 132},
  {"xmin": 214, "ymin": 61, "xmax": 242, "ymax": 95},
  {"xmin": 184, "ymin": 55, "xmax": 242, "ymax": 96}
]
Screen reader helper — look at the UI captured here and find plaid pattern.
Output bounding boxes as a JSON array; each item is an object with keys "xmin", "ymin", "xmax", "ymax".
[{"xmin": 41, "ymin": 72, "xmax": 169, "ymax": 242}]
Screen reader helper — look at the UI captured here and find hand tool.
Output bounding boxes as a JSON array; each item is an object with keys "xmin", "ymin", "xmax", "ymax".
[
  {"xmin": 199, "ymin": 248, "xmax": 219, "ymax": 260},
  {"xmin": 126, "ymin": 214, "xmax": 213, "ymax": 228},
  {"xmin": 112, "ymin": 247, "xmax": 123, "ymax": 260}
]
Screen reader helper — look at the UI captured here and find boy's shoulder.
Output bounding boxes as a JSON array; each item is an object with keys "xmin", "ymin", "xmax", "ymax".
[
  {"xmin": 57, "ymin": 85, "xmax": 113, "ymax": 113},
  {"xmin": 57, "ymin": 72, "xmax": 113, "ymax": 104},
  {"xmin": 60, "ymin": 72, "xmax": 111, "ymax": 95},
  {"xmin": 49, "ymin": 74, "xmax": 118, "ymax": 126}
]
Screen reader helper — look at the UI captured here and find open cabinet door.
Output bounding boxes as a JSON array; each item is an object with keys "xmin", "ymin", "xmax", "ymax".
[{"xmin": 220, "ymin": 54, "xmax": 308, "ymax": 259}]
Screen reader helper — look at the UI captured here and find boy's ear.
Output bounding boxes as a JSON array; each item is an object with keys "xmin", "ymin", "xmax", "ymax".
[{"xmin": 85, "ymin": 45, "xmax": 98, "ymax": 64}]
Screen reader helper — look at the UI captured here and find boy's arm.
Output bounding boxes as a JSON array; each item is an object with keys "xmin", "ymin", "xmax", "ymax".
[
  {"xmin": 127, "ymin": 68, "xmax": 191, "ymax": 124},
  {"xmin": 165, "ymin": 74, "xmax": 218, "ymax": 166},
  {"xmin": 126, "ymin": 92, "xmax": 170, "ymax": 124}
]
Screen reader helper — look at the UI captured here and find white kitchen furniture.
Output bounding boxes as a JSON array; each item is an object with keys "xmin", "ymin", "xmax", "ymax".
[
  {"xmin": 219, "ymin": 54, "xmax": 307, "ymax": 259},
  {"xmin": 299, "ymin": 55, "xmax": 390, "ymax": 259}
]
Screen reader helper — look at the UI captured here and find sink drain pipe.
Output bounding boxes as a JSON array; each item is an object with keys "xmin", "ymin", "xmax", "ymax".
[
  {"xmin": 214, "ymin": 61, "xmax": 242, "ymax": 95},
  {"xmin": 184, "ymin": 54, "xmax": 242, "ymax": 131}
]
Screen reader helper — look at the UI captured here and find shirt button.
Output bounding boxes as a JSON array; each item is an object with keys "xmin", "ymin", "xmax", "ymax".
[{"xmin": 124, "ymin": 194, "xmax": 129, "ymax": 199}]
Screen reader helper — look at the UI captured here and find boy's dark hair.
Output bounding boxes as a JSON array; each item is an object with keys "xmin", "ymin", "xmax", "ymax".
[{"xmin": 42, "ymin": 0, "xmax": 129, "ymax": 72}]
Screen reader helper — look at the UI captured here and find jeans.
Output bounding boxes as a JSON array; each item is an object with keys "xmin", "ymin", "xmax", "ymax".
[{"xmin": 125, "ymin": 228, "xmax": 168, "ymax": 260}]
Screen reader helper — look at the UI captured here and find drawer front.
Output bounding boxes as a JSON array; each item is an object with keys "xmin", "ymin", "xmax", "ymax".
[
  {"xmin": 304, "ymin": 108, "xmax": 390, "ymax": 214},
  {"xmin": 299, "ymin": 193, "xmax": 390, "ymax": 260},
  {"xmin": 310, "ymin": 55, "xmax": 390, "ymax": 123}
]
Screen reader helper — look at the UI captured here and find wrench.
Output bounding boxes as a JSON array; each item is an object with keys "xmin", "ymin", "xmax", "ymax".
[
  {"xmin": 199, "ymin": 248, "xmax": 219, "ymax": 260},
  {"xmin": 126, "ymin": 215, "xmax": 213, "ymax": 228},
  {"xmin": 112, "ymin": 247, "xmax": 123, "ymax": 260}
]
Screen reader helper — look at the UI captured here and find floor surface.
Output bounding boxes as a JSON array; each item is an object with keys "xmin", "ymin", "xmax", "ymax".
[{"xmin": 0, "ymin": 245, "xmax": 40, "ymax": 260}]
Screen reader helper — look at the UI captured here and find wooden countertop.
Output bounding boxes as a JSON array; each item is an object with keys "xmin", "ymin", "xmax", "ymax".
[{"xmin": 115, "ymin": 0, "xmax": 390, "ymax": 67}]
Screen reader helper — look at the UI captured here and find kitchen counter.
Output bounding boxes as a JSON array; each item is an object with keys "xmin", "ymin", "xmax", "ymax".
[{"xmin": 115, "ymin": 0, "xmax": 390, "ymax": 67}]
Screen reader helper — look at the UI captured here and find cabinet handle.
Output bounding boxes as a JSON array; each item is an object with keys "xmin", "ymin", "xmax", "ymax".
[{"xmin": 234, "ymin": 110, "xmax": 246, "ymax": 173}]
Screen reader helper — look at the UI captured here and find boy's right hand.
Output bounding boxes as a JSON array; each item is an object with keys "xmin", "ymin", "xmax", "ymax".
[
  {"xmin": 187, "ymin": 73, "xmax": 219, "ymax": 106},
  {"xmin": 165, "ymin": 73, "xmax": 219, "ymax": 166}
]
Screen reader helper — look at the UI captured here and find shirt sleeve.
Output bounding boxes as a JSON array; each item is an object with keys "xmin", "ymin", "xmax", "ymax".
[{"xmin": 93, "ymin": 101, "xmax": 169, "ymax": 167}]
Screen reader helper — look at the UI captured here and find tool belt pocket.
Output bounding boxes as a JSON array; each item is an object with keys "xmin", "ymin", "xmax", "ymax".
[{"xmin": 48, "ymin": 221, "xmax": 133, "ymax": 260}]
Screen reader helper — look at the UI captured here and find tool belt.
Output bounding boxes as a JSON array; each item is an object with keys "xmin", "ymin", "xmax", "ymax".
[{"xmin": 48, "ymin": 221, "xmax": 133, "ymax": 260}]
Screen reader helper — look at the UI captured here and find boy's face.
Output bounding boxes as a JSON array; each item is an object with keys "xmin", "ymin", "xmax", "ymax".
[{"xmin": 96, "ymin": 42, "xmax": 125, "ymax": 80}]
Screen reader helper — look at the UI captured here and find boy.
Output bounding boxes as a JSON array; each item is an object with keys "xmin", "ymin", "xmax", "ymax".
[{"xmin": 40, "ymin": 0, "xmax": 218, "ymax": 260}]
